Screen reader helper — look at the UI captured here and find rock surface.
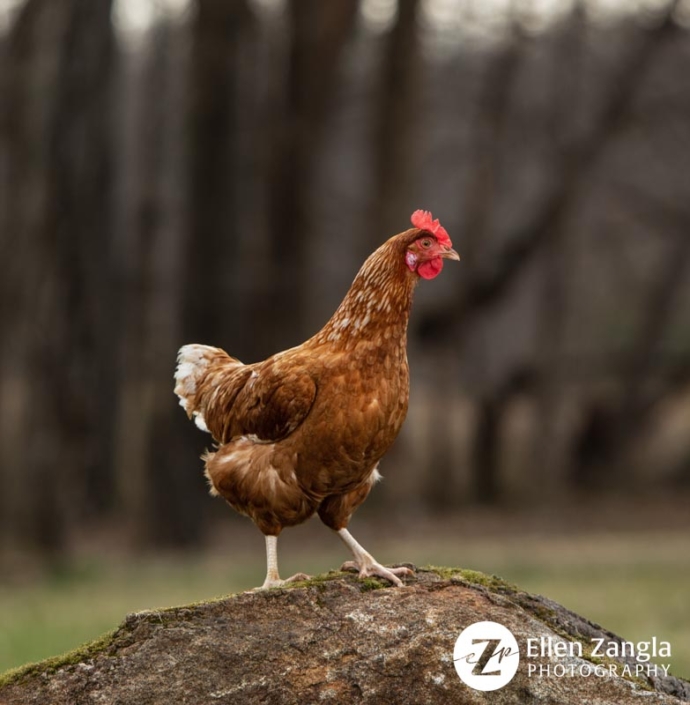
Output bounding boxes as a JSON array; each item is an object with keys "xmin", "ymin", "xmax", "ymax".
[{"xmin": 1, "ymin": 568, "xmax": 688, "ymax": 705}]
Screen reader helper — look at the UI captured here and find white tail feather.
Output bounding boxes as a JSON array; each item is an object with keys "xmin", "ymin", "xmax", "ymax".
[{"xmin": 174, "ymin": 344, "xmax": 222, "ymax": 433}]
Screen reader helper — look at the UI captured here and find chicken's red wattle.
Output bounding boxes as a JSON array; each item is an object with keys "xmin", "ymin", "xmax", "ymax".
[{"xmin": 417, "ymin": 257, "xmax": 443, "ymax": 279}]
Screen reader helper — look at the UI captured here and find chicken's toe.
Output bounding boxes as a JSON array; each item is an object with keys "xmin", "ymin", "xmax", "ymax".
[
  {"xmin": 340, "ymin": 560, "xmax": 412, "ymax": 587},
  {"xmin": 254, "ymin": 572, "xmax": 310, "ymax": 591},
  {"xmin": 284, "ymin": 572, "xmax": 310, "ymax": 583}
]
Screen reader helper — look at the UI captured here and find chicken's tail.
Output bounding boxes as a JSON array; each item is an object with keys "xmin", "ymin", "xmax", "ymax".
[{"xmin": 174, "ymin": 344, "xmax": 243, "ymax": 434}]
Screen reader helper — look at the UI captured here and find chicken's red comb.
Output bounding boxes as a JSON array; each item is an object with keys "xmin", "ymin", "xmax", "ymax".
[{"xmin": 410, "ymin": 209, "xmax": 452, "ymax": 247}]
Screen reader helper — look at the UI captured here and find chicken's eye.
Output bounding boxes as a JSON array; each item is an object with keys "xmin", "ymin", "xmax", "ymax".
[{"xmin": 421, "ymin": 238, "xmax": 432, "ymax": 248}]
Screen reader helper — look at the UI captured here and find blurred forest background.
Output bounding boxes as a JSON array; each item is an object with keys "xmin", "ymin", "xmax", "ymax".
[
  {"xmin": 2, "ymin": 0, "xmax": 690, "ymax": 555},
  {"xmin": 1, "ymin": 0, "xmax": 690, "ymax": 674}
]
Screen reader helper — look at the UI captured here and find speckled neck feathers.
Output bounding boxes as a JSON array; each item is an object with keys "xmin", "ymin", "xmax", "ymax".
[{"xmin": 311, "ymin": 235, "xmax": 418, "ymax": 351}]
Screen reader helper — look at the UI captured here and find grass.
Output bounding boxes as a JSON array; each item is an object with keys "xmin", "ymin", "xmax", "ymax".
[
  {"xmin": 0, "ymin": 557, "xmax": 249, "ymax": 675},
  {"xmin": 1, "ymin": 527, "xmax": 689, "ymax": 680}
]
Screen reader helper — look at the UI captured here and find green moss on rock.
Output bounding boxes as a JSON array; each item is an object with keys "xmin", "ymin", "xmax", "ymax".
[
  {"xmin": 0, "ymin": 628, "xmax": 117, "ymax": 689},
  {"xmin": 421, "ymin": 565, "xmax": 517, "ymax": 592}
]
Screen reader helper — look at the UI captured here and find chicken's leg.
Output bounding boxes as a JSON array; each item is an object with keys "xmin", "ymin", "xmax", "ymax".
[
  {"xmin": 337, "ymin": 528, "xmax": 412, "ymax": 587},
  {"xmin": 259, "ymin": 535, "xmax": 309, "ymax": 590}
]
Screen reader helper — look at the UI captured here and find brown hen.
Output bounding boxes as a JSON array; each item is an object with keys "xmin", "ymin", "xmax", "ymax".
[{"xmin": 174, "ymin": 210, "xmax": 459, "ymax": 589}]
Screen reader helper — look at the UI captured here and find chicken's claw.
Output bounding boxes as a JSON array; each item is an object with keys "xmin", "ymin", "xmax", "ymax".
[
  {"xmin": 285, "ymin": 572, "xmax": 311, "ymax": 583},
  {"xmin": 340, "ymin": 561, "xmax": 413, "ymax": 587}
]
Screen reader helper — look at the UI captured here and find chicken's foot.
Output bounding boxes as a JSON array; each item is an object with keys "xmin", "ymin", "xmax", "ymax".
[
  {"xmin": 258, "ymin": 535, "xmax": 309, "ymax": 590},
  {"xmin": 337, "ymin": 528, "xmax": 413, "ymax": 587}
]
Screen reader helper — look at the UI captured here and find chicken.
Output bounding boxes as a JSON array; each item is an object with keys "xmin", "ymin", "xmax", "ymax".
[{"xmin": 174, "ymin": 210, "xmax": 459, "ymax": 589}]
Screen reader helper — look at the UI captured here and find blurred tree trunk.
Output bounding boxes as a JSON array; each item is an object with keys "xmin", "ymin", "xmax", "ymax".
[
  {"xmin": 182, "ymin": 0, "xmax": 252, "ymax": 345},
  {"xmin": 258, "ymin": 0, "xmax": 359, "ymax": 352},
  {"xmin": 472, "ymin": 397, "xmax": 501, "ymax": 504},
  {"xmin": 367, "ymin": 0, "xmax": 420, "ymax": 249},
  {"xmin": 571, "ymin": 225, "xmax": 690, "ymax": 488},
  {"xmin": 0, "ymin": 0, "xmax": 115, "ymax": 555},
  {"xmin": 471, "ymin": 370, "xmax": 535, "ymax": 504},
  {"xmin": 423, "ymin": 350, "xmax": 459, "ymax": 509},
  {"xmin": 614, "ymin": 230, "xmax": 690, "ymax": 470},
  {"xmin": 535, "ymin": 4, "xmax": 585, "ymax": 496},
  {"xmin": 461, "ymin": 25, "xmax": 525, "ymax": 507},
  {"xmin": 425, "ymin": 20, "xmax": 525, "ymax": 509},
  {"xmin": 114, "ymin": 21, "xmax": 204, "ymax": 547}
]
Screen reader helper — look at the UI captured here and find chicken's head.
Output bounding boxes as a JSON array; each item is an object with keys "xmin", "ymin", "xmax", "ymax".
[{"xmin": 405, "ymin": 209, "xmax": 460, "ymax": 280}]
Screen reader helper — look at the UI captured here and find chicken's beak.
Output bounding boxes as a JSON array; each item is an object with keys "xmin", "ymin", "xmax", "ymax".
[{"xmin": 441, "ymin": 246, "xmax": 460, "ymax": 261}]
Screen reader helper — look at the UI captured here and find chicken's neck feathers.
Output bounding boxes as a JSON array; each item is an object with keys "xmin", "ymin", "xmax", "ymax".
[{"xmin": 311, "ymin": 242, "xmax": 417, "ymax": 351}]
